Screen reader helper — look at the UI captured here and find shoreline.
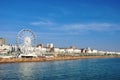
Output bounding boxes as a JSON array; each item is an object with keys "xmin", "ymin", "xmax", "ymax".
[{"xmin": 0, "ymin": 56, "xmax": 120, "ymax": 63}]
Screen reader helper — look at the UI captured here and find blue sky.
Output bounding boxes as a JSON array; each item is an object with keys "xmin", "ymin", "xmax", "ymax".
[{"xmin": 0, "ymin": 0, "xmax": 120, "ymax": 51}]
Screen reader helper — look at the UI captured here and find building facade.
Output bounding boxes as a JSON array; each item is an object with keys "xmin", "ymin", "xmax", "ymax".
[{"xmin": 0, "ymin": 38, "xmax": 6, "ymax": 45}]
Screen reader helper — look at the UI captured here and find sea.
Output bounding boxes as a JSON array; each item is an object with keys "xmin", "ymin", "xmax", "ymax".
[{"xmin": 0, "ymin": 58, "xmax": 120, "ymax": 80}]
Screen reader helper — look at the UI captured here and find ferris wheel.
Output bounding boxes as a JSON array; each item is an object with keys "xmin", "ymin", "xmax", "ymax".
[{"xmin": 16, "ymin": 29, "xmax": 36, "ymax": 48}]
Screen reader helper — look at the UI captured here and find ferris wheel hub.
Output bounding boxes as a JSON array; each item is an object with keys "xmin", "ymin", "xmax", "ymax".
[{"xmin": 24, "ymin": 36, "xmax": 31, "ymax": 46}]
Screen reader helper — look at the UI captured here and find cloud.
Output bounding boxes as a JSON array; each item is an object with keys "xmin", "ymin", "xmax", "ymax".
[
  {"xmin": 53, "ymin": 23, "xmax": 120, "ymax": 32},
  {"xmin": 30, "ymin": 20, "xmax": 56, "ymax": 26}
]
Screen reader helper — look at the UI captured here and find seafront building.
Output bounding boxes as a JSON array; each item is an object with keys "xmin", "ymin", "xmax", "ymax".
[
  {"xmin": 0, "ymin": 38, "xmax": 6, "ymax": 45},
  {"xmin": 0, "ymin": 29, "xmax": 120, "ymax": 58},
  {"xmin": 0, "ymin": 42, "xmax": 120, "ymax": 58}
]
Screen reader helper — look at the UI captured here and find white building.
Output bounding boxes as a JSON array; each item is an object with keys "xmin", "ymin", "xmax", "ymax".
[
  {"xmin": 66, "ymin": 48, "xmax": 74, "ymax": 53},
  {"xmin": 0, "ymin": 45, "xmax": 11, "ymax": 54},
  {"xmin": 73, "ymin": 49, "xmax": 81, "ymax": 53},
  {"xmin": 54, "ymin": 48, "xmax": 60, "ymax": 53},
  {"xmin": 47, "ymin": 43, "xmax": 54, "ymax": 48},
  {"xmin": 91, "ymin": 50, "xmax": 98, "ymax": 53},
  {"xmin": 59, "ymin": 49, "xmax": 66, "ymax": 53}
]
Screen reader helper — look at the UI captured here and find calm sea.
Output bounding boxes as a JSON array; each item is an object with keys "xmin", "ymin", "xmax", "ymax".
[{"xmin": 0, "ymin": 58, "xmax": 120, "ymax": 80}]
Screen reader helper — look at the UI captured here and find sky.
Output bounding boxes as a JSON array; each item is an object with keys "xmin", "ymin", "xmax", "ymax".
[{"xmin": 0, "ymin": 0, "xmax": 120, "ymax": 51}]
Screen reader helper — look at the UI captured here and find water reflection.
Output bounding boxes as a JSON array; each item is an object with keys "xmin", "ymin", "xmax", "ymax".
[
  {"xmin": 0, "ymin": 58, "xmax": 120, "ymax": 80},
  {"xmin": 17, "ymin": 62, "xmax": 38, "ymax": 79}
]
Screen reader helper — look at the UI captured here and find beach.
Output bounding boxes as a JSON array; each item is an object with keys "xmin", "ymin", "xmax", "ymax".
[{"xmin": 0, "ymin": 56, "xmax": 120, "ymax": 63}]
